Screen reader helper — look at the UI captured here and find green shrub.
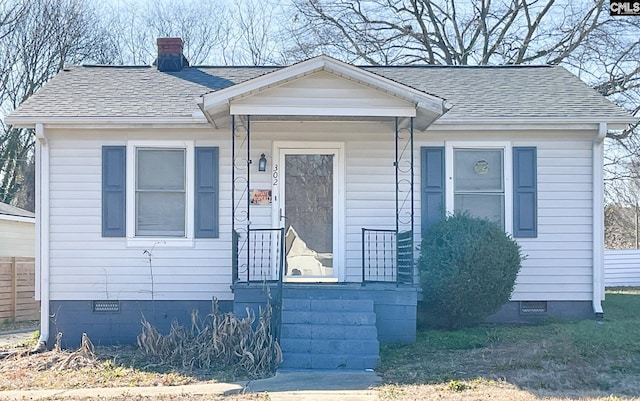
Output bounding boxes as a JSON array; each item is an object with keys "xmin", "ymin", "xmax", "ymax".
[{"xmin": 418, "ymin": 213, "xmax": 522, "ymax": 329}]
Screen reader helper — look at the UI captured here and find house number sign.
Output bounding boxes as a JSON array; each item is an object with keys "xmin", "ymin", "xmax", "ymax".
[{"xmin": 272, "ymin": 163, "xmax": 279, "ymax": 186}]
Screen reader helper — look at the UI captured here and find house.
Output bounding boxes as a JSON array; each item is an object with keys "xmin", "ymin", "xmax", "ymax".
[
  {"xmin": 0, "ymin": 202, "xmax": 35, "ymax": 258},
  {"xmin": 6, "ymin": 38, "xmax": 636, "ymax": 369},
  {"xmin": 0, "ymin": 202, "xmax": 38, "ymax": 321}
]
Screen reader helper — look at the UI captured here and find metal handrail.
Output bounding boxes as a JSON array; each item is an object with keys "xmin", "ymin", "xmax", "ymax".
[{"xmin": 362, "ymin": 228, "xmax": 397, "ymax": 283}]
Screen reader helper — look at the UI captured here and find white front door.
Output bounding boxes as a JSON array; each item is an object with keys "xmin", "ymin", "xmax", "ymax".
[{"xmin": 272, "ymin": 142, "xmax": 344, "ymax": 282}]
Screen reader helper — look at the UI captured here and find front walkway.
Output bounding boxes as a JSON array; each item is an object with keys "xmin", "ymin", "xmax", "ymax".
[{"xmin": 0, "ymin": 370, "xmax": 380, "ymax": 400}]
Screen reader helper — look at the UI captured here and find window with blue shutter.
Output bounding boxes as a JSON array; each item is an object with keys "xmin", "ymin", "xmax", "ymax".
[
  {"xmin": 513, "ymin": 147, "xmax": 537, "ymax": 238},
  {"xmin": 195, "ymin": 147, "xmax": 219, "ymax": 238},
  {"xmin": 102, "ymin": 146, "xmax": 126, "ymax": 237},
  {"xmin": 421, "ymin": 147, "xmax": 445, "ymax": 235}
]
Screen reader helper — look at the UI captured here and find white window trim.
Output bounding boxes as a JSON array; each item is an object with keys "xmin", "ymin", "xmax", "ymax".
[
  {"xmin": 445, "ymin": 141, "xmax": 513, "ymax": 235},
  {"xmin": 126, "ymin": 140, "xmax": 195, "ymax": 248}
]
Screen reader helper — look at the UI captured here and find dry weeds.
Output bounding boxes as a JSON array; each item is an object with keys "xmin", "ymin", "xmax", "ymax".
[
  {"xmin": 138, "ymin": 302, "xmax": 282, "ymax": 378},
  {"xmin": 0, "ymin": 338, "xmax": 198, "ymax": 391}
]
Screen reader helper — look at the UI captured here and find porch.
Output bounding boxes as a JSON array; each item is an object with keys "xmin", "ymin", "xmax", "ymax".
[
  {"xmin": 231, "ymin": 224, "xmax": 420, "ymax": 369},
  {"xmin": 198, "ymin": 57, "xmax": 448, "ymax": 369}
]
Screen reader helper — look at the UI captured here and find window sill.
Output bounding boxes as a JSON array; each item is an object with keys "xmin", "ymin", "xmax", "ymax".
[{"xmin": 126, "ymin": 237, "xmax": 195, "ymax": 249}]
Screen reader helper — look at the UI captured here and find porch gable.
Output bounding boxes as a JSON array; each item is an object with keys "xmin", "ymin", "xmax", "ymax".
[
  {"xmin": 201, "ymin": 55, "xmax": 448, "ymax": 130},
  {"xmin": 230, "ymin": 70, "xmax": 417, "ymax": 118}
]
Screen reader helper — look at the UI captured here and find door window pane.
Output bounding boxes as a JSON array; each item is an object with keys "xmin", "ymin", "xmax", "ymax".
[
  {"xmin": 135, "ymin": 148, "xmax": 186, "ymax": 237},
  {"xmin": 284, "ymin": 154, "xmax": 333, "ymax": 277}
]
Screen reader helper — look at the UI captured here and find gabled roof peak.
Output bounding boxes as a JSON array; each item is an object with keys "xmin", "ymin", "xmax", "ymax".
[{"xmin": 200, "ymin": 54, "xmax": 449, "ymax": 130}]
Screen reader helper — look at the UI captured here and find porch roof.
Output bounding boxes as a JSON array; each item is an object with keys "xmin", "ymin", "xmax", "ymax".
[{"xmin": 200, "ymin": 56, "xmax": 449, "ymax": 130}]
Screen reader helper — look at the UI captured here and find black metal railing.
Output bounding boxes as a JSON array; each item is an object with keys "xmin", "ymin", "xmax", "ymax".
[
  {"xmin": 233, "ymin": 228, "xmax": 286, "ymax": 283},
  {"xmin": 362, "ymin": 228, "xmax": 397, "ymax": 282},
  {"xmin": 232, "ymin": 227, "xmax": 285, "ymax": 342},
  {"xmin": 362, "ymin": 228, "xmax": 414, "ymax": 284}
]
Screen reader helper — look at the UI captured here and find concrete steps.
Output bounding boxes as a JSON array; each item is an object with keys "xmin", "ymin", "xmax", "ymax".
[{"xmin": 278, "ymin": 296, "xmax": 380, "ymax": 369}]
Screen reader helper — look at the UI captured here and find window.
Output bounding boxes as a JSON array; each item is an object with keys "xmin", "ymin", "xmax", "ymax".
[
  {"xmin": 102, "ymin": 143, "xmax": 219, "ymax": 243},
  {"xmin": 422, "ymin": 144, "xmax": 536, "ymax": 238},
  {"xmin": 453, "ymin": 148, "xmax": 505, "ymax": 228},
  {"xmin": 135, "ymin": 148, "xmax": 186, "ymax": 237}
]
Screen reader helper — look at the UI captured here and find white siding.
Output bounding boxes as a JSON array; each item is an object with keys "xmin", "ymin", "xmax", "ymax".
[
  {"xmin": 514, "ymin": 140, "xmax": 593, "ymax": 301},
  {"xmin": 232, "ymin": 71, "xmax": 415, "ymax": 116},
  {"xmin": 46, "ymin": 128, "xmax": 234, "ymax": 301},
  {"xmin": 47, "ymin": 120, "xmax": 597, "ymax": 304},
  {"xmin": 604, "ymin": 249, "xmax": 640, "ymax": 286},
  {"xmin": 415, "ymin": 131, "xmax": 595, "ymax": 302},
  {"xmin": 0, "ymin": 219, "xmax": 35, "ymax": 257}
]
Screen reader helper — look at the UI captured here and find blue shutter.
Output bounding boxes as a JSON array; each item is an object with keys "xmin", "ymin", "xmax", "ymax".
[
  {"xmin": 421, "ymin": 147, "xmax": 445, "ymax": 235},
  {"xmin": 513, "ymin": 147, "xmax": 537, "ymax": 238},
  {"xmin": 102, "ymin": 146, "xmax": 126, "ymax": 237},
  {"xmin": 195, "ymin": 147, "xmax": 219, "ymax": 238}
]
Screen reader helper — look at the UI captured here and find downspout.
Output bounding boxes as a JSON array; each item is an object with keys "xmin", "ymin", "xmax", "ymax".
[
  {"xmin": 34, "ymin": 123, "xmax": 50, "ymax": 351},
  {"xmin": 592, "ymin": 122, "xmax": 606, "ymax": 319}
]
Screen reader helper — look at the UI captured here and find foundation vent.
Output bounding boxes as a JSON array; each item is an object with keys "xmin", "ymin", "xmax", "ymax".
[
  {"xmin": 93, "ymin": 300, "xmax": 120, "ymax": 312},
  {"xmin": 520, "ymin": 301, "xmax": 547, "ymax": 314}
]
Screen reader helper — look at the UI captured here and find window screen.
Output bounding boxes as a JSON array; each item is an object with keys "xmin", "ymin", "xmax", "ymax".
[
  {"xmin": 135, "ymin": 148, "xmax": 186, "ymax": 237},
  {"xmin": 453, "ymin": 148, "xmax": 505, "ymax": 228}
]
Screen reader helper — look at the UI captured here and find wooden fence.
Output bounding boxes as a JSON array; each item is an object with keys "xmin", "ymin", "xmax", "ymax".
[
  {"xmin": 0, "ymin": 257, "xmax": 39, "ymax": 321},
  {"xmin": 604, "ymin": 249, "xmax": 640, "ymax": 287}
]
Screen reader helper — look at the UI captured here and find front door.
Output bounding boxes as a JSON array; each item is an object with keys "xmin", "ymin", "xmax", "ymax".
[{"xmin": 273, "ymin": 143, "xmax": 344, "ymax": 282}]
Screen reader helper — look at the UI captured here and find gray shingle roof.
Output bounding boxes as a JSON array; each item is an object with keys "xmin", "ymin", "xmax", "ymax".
[{"xmin": 8, "ymin": 63, "xmax": 633, "ymax": 122}]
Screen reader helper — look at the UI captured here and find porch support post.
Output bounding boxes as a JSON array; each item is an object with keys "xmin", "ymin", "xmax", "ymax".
[
  {"xmin": 395, "ymin": 117, "xmax": 415, "ymax": 285},
  {"xmin": 246, "ymin": 115, "xmax": 251, "ymax": 279},
  {"xmin": 395, "ymin": 117, "xmax": 399, "ymax": 237},
  {"xmin": 232, "ymin": 115, "xmax": 236, "ymax": 282},
  {"xmin": 231, "ymin": 115, "xmax": 251, "ymax": 282},
  {"xmin": 411, "ymin": 117, "xmax": 415, "ymax": 237}
]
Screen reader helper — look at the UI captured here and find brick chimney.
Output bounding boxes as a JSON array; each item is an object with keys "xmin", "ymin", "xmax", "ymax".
[{"xmin": 155, "ymin": 37, "xmax": 189, "ymax": 72}]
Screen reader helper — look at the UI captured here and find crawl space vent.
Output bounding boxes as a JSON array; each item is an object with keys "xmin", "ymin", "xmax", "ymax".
[
  {"xmin": 93, "ymin": 300, "xmax": 120, "ymax": 312},
  {"xmin": 520, "ymin": 301, "xmax": 547, "ymax": 314}
]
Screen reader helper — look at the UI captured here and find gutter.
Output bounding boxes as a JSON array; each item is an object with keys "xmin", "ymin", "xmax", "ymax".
[
  {"xmin": 0, "ymin": 214, "xmax": 35, "ymax": 223},
  {"xmin": 33, "ymin": 123, "xmax": 50, "ymax": 351},
  {"xmin": 592, "ymin": 122, "xmax": 606, "ymax": 319}
]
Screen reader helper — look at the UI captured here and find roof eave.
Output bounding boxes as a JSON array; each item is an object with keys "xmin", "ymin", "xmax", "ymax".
[{"xmin": 432, "ymin": 116, "xmax": 637, "ymax": 130}]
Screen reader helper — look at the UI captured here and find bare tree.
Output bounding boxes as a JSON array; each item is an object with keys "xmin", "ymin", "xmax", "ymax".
[
  {"xmin": 101, "ymin": 0, "xmax": 233, "ymax": 65},
  {"xmin": 288, "ymin": 0, "xmax": 639, "ymax": 125},
  {"xmin": 227, "ymin": 0, "xmax": 290, "ymax": 65},
  {"xmin": 102, "ymin": 0, "xmax": 289, "ymax": 66},
  {"xmin": 0, "ymin": 0, "xmax": 113, "ymax": 208}
]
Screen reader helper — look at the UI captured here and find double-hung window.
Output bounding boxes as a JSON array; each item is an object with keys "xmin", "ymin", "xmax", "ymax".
[
  {"xmin": 102, "ymin": 142, "xmax": 219, "ymax": 243},
  {"xmin": 422, "ymin": 143, "xmax": 536, "ymax": 238},
  {"xmin": 135, "ymin": 148, "xmax": 186, "ymax": 237},
  {"xmin": 453, "ymin": 148, "xmax": 505, "ymax": 228}
]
